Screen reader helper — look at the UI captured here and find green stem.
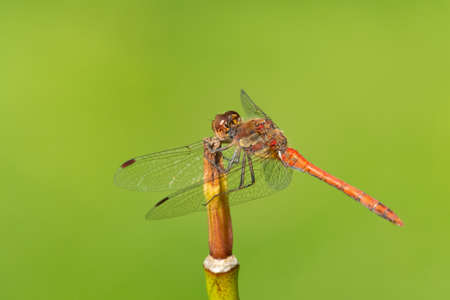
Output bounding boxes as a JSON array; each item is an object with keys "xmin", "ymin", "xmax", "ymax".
[{"xmin": 204, "ymin": 264, "xmax": 240, "ymax": 300}]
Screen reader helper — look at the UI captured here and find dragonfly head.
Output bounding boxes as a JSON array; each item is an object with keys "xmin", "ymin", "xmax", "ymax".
[{"xmin": 212, "ymin": 111, "xmax": 241, "ymax": 142}]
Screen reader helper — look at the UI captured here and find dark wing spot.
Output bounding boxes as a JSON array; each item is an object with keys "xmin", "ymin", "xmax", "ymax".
[
  {"xmin": 121, "ymin": 159, "xmax": 136, "ymax": 168},
  {"xmin": 155, "ymin": 196, "xmax": 169, "ymax": 207}
]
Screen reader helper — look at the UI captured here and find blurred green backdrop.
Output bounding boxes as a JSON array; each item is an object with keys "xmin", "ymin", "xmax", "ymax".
[{"xmin": 1, "ymin": 1, "xmax": 449, "ymax": 299}]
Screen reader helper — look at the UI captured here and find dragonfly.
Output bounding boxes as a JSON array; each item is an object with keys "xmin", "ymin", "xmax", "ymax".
[{"xmin": 115, "ymin": 90, "xmax": 403, "ymax": 226}]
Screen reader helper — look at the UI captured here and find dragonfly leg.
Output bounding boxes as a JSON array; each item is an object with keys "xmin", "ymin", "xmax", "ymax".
[
  {"xmin": 204, "ymin": 156, "xmax": 227, "ymax": 174},
  {"xmin": 235, "ymin": 154, "xmax": 255, "ymax": 190},
  {"xmin": 204, "ymin": 153, "xmax": 256, "ymax": 206},
  {"xmin": 223, "ymin": 147, "xmax": 239, "ymax": 163},
  {"xmin": 238, "ymin": 152, "xmax": 247, "ymax": 186},
  {"xmin": 204, "ymin": 147, "xmax": 241, "ymax": 175},
  {"xmin": 247, "ymin": 155, "xmax": 256, "ymax": 184},
  {"xmin": 224, "ymin": 148, "xmax": 241, "ymax": 172},
  {"xmin": 207, "ymin": 143, "xmax": 233, "ymax": 153},
  {"xmin": 226, "ymin": 154, "xmax": 256, "ymax": 193}
]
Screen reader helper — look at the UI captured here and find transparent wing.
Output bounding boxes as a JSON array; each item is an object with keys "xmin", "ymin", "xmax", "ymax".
[
  {"xmin": 114, "ymin": 141, "xmax": 205, "ymax": 192},
  {"xmin": 261, "ymin": 158, "xmax": 293, "ymax": 191},
  {"xmin": 145, "ymin": 182, "xmax": 205, "ymax": 220},
  {"xmin": 146, "ymin": 154, "xmax": 292, "ymax": 220},
  {"xmin": 240, "ymin": 89, "xmax": 270, "ymax": 120},
  {"xmin": 227, "ymin": 156, "xmax": 292, "ymax": 206}
]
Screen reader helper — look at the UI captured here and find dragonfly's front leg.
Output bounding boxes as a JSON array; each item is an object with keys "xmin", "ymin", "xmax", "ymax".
[
  {"xmin": 224, "ymin": 148, "xmax": 241, "ymax": 172},
  {"xmin": 204, "ymin": 145, "xmax": 228, "ymax": 175},
  {"xmin": 204, "ymin": 148, "xmax": 240, "ymax": 175},
  {"xmin": 206, "ymin": 142, "xmax": 233, "ymax": 154},
  {"xmin": 204, "ymin": 156, "xmax": 227, "ymax": 174},
  {"xmin": 205, "ymin": 141, "xmax": 240, "ymax": 173},
  {"xmin": 205, "ymin": 153, "xmax": 256, "ymax": 206}
]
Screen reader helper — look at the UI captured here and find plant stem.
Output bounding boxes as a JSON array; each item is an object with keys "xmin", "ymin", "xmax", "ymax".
[
  {"xmin": 203, "ymin": 138, "xmax": 240, "ymax": 300},
  {"xmin": 204, "ymin": 261, "xmax": 240, "ymax": 300}
]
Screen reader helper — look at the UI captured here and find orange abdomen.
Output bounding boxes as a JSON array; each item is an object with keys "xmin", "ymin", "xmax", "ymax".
[{"xmin": 281, "ymin": 148, "xmax": 403, "ymax": 226}]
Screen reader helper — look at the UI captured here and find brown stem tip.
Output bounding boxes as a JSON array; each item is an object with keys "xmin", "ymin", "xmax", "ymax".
[{"xmin": 203, "ymin": 138, "xmax": 233, "ymax": 259}]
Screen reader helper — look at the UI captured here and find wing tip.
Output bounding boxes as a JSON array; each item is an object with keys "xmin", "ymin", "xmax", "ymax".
[{"xmin": 145, "ymin": 210, "xmax": 154, "ymax": 221}]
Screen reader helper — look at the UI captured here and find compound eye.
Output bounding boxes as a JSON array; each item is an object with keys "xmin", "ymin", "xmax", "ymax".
[
  {"xmin": 225, "ymin": 111, "xmax": 241, "ymax": 127},
  {"xmin": 232, "ymin": 115, "xmax": 240, "ymax": 125},
  {"xmin": 212, "ymin": 113, "xmax": 232, "ymax": 142},
  {"xmin": 219, "ymin": 119, "xmax": 230, "ymax": 132}
]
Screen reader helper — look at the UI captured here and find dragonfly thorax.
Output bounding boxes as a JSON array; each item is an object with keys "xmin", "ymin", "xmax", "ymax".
[{"xmin": 235, "ymin": 119, "xmax": 288, "ymax": 158}]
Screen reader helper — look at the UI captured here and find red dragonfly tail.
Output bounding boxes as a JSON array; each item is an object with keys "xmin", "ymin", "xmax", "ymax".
[{"xmin": 281, "ymin": 148, "xmax": 403, "ymax": 226}]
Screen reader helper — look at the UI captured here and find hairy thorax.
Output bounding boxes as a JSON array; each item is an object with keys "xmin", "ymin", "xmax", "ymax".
[{"xmin": 233, "ymin": 119, "xmax": 288, "ymax": 158}]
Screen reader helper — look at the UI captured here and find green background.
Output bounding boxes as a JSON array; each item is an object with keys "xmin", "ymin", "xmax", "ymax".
[{"xmin": 1, "ymin": 1, "xmax": 449, "ymax": 299}]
